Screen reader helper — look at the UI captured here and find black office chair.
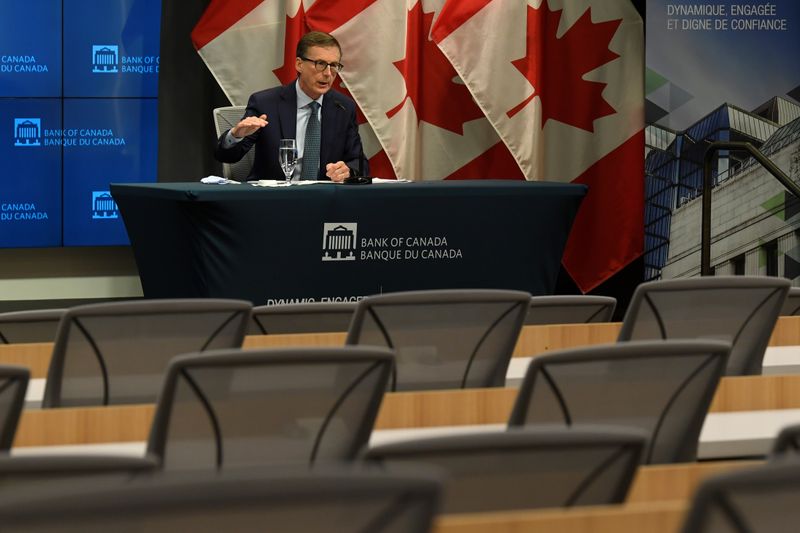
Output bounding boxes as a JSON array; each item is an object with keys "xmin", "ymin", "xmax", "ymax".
[
  {"xmin": 681, "ymin": 459, "xmax": 800, "ymax": 533},
  {"xmin": 508, "ymin": 340, "xmax": 730, "ymax": 464},
  {"xmin": 0, "ymin": 365, "xmax": 29, "ymax": 451},
  {"xmin": 780, "ymin": 287, "xmax": 800, "ymax": 316},
  {"xmin": 0, "ymin": 467, "xmax": 442, "ymax": 533},
  {"xmin": 618, "ymin": 276, "xmax": 790, "ymax": 375},
  {"xmin": 0, "ymin": 455, "xmax": 157, "ymax": 491},
  {"xmin": 365, "ymin": 426, "xmax": 645, "ymax": 513},
  {"xmin": 771, "ymin": 423, "xmax": 800, "ymax": 456},
  {"xmin": 525, "ymin": 295, "xmax": 616, "ymax": 325},
  {"xmin": 147, "ymin": 347, "xmax": 393, "ymax": 471},
  {"xmin": 42, "ymin": 299, "xmax": 252, "ymax": 408},
  {"xmin": 0, "ymin": 308, "xmax": 66, "ymax": 344},
  {"xmin": 347, "ymin": 289, "xmax": 530, "ymax": 391},
  {"xmin": 248, "ymin": 302, "xmax": 357, "ymax": 334}
]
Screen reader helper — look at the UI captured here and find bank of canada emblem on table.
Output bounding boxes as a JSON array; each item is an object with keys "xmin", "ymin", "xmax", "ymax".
[
  {"xmin": 322, "ymin": 223, "xmax": 357, "ymax": 261},
  {"xmin": 14, "ymin": 118, "xmax": 41, "ymax": 147},
  {"xmin": 92, "ymin": 45, "xmax": 119, "ymax": 73},
  {"xmin": 92, "ymin": 191, "xmax": 118, "ymax": 219}
]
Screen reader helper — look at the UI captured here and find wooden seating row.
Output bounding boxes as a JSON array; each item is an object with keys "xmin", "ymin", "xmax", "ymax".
[
  {"xmin": 13, "ymin": 373, "xmax": 800, "ymax": 448},
  {"xmin": 4, "ymin": 315, "xmax": 800, "ymax": 379},
  {"xmin": 4, "ymin": 318, "xmax": 792, "ymax": 532}
]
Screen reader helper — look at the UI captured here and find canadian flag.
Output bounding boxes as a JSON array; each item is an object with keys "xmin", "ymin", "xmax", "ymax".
[
  {"xmin": 191, "ymin": 0, "xmax": 309, "ymax": 105},
  {"xmin": 433, "ymin": 0, "xmax": 645, "ymax": 292},
  {"xmin": 192, "ymin": 0, "xmax": 643, "ymax": 291},
  {"xmin": 307, "ymin": 0, "xmax": 523, "ymax": 181}
]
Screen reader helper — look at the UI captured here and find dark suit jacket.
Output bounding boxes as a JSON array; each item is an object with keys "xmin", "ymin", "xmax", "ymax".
[{"xmin": 215, "ymin": 81, "xmax": 367, "ymax": 180}]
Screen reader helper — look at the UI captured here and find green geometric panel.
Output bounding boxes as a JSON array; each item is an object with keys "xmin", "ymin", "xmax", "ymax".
[
  {"xmin": 646, "ymin": 68, "xmax": 669, "ymax": 96},
  {"xmin": 757, "ymin": 237, "xmax": 773, "ymax": 269},
  {"xmin": 762, "ymin": 192, "xmax": 788, "ymax": 221}
]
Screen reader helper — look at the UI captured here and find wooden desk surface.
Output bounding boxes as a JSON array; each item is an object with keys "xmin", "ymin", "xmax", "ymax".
[{"xmin": 4, "ymin": 315, "xmax": 800, "ymax": 379}]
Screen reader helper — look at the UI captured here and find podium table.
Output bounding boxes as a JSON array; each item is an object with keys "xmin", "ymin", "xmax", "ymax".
[{"xmin": 111, "ymin": 180, "xmax": 586, "ymax": 304}]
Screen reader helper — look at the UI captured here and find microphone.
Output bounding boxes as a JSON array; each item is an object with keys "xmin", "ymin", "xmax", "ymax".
[
  {"xmin": 337, "ymin": 100, "xmax": 371, "ymax": 184},
  {"xmin": 345, "ymin": 141, "xmax": 372, "ymax": 185}
]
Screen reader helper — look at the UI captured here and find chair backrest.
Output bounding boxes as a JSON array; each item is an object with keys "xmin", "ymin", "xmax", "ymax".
[
  {"xmin": 508, "ymin": 340, "xmax": 731, "ymax": 464},
  {"xmin": 618, "ymin": 276, "xmax": 790, "ymax": 375},
  {"xmin": 213, "ymin": 105, "xmax": 254, "ymax": 181},
  {"xmin": 780, "ymin": 287, "xmax": 800, "ymax": 316},
  {"xmin": 771, "ymin": 423, "xmax": 800, "ymax": 456},
  {"xmin": 43, "ymin": 299, "xmax": 251, "ymax": 408},
  {"xmin": 525, "ymin": 295, "xmax": 617, "ymax": 325},
  {"xmin": 346, "ymin": 289, "xmax": 530, "ymax": 391},
  {"xmin": 681, "ymin": 460, "xmax": 800, "ymax": 533},
  {"xmin": 147, "ymin": 347, "xmax": 394, "ymax": 471},
  {"xmin": 0, "ymin": 309, "xmax": 67, "ymax": 344},
  {"xmin": 0, "ymin": 468, "xmax": 441, "ymax": 533},
  {"xmin": 0, "ymin": 455, "xmax": 157, "ymax": 491},
  {"xmin": 249, "ymin": 302, "xmax": 357, "ymax": 335},
  {"xmin": 365, "ymin": 427, "xmax": 645, "ymax": 513},
  {"xmin": 0, "ymin": 365, "xmax": 29, "ymax": 451}
]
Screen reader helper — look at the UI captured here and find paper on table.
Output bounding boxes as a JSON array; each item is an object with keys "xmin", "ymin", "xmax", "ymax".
[
  {"xmin": 371, "ymin": 178, "xmax": 409, "ymax": 183},
  {"xmin": 251, "ymin": 180, "xmax": 325, "ymax": 187},
  {"xmin": 201, "ymin": 175, "xmax": 240, "ymax": 184}
]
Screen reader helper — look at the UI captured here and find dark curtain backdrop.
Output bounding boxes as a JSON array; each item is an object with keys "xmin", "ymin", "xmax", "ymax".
[
  {"xmin": 633, "ymin": 0, "xmax": 645, "ymax": 19},
  {"xmin": 157, "ymin": 0, "xmax": 229, "ymax": 182}
]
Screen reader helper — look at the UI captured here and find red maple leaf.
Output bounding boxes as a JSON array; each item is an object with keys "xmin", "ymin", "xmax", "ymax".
[
  {"xmin": 507, "ymin": 4, "xmax": 621, "ymax": 132},
  {"xmin": 272, "ymin": 4, "xmax": 309, "ymax": 85},
  {"xmin": 386, "ymin": 3, "xmax": 484, "ymax": 135}
]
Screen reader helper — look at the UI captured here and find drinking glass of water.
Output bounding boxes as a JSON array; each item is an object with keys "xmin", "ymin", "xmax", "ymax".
[{"xmin": 279, "ymin": 139, "xmax": 297, "ymax": 183}]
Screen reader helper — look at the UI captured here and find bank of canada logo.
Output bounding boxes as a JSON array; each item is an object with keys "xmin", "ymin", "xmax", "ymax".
[
  {"xmin": 92, "ymin": 191, "xmax": 118, "ymax": 219},
  {"xmin": 92, "ymin": 45, "xmax": 118, "ymax": 73},
  {"xmin": 13, "ymin": 118, "xmax": 41, "ymax": 147},
  {"xmin": 322, "ymin": 223, "xmax": 357, "ymax": 261}
]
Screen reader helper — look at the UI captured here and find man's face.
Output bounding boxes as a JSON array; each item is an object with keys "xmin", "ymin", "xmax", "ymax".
[{"xmin": 296, "ymin": 45, "xmax": 341, "ymax": 100}]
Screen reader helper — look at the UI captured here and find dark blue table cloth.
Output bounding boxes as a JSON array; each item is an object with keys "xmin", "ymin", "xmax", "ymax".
[{"xmin": 111, "ymin": 180, "xmax": 586, "ymax": 304}]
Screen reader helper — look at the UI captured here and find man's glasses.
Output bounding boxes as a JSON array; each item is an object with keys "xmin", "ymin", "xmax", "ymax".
[{"xmin": 299, "ymin": 56, "xmax": 344, "ymax": 73}]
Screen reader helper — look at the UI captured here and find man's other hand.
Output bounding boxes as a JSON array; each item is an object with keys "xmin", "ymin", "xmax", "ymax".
[{"xmin": 326, "ymin": 161, "xmax": 350, "ymax": 183}]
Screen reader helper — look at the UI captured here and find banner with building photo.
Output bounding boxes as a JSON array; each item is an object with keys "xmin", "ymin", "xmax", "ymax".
[{"xmin": 645, "ymin": 0, "xmax": 800, "ymax": 280}]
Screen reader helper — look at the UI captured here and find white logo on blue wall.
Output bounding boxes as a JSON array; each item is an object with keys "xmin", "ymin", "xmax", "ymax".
[
  {"xmin": 13, "ymin": 118, "xmax": 41, "ymax": 147},
  {"xmin": 322, "ymin": 223, "xmax": 357, "ymax": 261},
  {"xmin": 92, "ymin": 45, "xmax": 118, "ymax": 73},
  {"xmin": 92, "ymin": 192, "xmax": 118, "ymax": 219}
]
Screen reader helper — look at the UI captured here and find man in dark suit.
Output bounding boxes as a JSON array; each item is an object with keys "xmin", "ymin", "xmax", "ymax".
[{"xmin": 215, "ymin": 31, "xmax": 365, "ymax": 182}]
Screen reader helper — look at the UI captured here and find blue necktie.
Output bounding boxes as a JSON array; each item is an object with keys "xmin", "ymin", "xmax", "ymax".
[{"xmin": 301, "ymin": 101, "xmax": 321, "ymax": 180}]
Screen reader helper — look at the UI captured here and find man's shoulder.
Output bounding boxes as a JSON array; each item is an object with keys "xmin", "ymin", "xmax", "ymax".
[
  {"xmin": 249, "ymin": 84, "xmax": 289, "ymax": 102},
  {"xmin": 327, "ymin": 89, "xmax": 357, "ymax": 111}
]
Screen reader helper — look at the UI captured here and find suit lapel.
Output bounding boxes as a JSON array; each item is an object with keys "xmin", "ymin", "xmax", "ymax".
[{"xmin": 278, "ymin": 82, "xmax": 297, "ymax": 140}]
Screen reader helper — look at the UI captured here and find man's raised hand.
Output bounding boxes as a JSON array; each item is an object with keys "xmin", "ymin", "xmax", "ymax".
[{"xmin": 231, "ymin": 114, "xmax": 268, "ymax": 138}]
